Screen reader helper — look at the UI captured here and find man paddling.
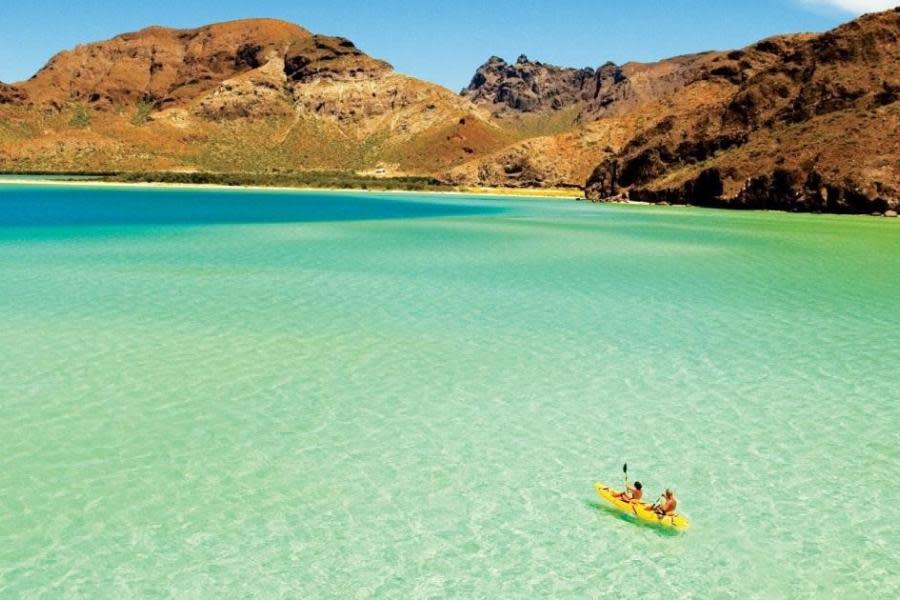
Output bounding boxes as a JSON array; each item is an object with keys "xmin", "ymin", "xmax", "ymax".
[
  {"xmin": 650, "ymin": 489, "xmax": 677, "ymax": 516},
  {"xmin": 614, "ymin": 481, "xmax": 643, "ymax": 503}
]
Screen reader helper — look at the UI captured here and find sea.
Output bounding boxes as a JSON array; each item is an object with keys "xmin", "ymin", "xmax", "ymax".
[{"xmin": 1, "ymin": 182, "xmax": 898, "ymax": 597}]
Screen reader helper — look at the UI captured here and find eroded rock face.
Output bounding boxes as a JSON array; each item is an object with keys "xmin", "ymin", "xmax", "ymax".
[
  {"xmin": 463, "ymin": 55, "xmax": 597, "ymax": 113},
  {"xmin": 585, "ymin": 160, "xmax": 620, "ymax": 199},
  {"xmin": 627, "ymin": 168, "xmax": 895, "ymax": 213},
  {"xmin": 0, "ymin": 82, "xmax": 27, "ymax": 104},
  {"xmin": 18, "ymin": 19, "xmax": 391, "ymax": 111},
  {"xmin": 626, "ymin": 169, "xmax": 726, "ymax": 206},
  {"xmin": 586, "ymin": 132, "xmax": 749, "ymax": 197},
  {"xmin": 195, "ymin": 56, "xmax": 293, "ymax": 119},
  {"xmin": 292, "ymin": 74, "xmax": 430, "ymax": 129},
  {"xmin": 284, "ymin": 36, "xmax": 389, "ymax": 83},
  {"xmin": 464, "ymin": 145, "xmax": 566, "ymax": 187}
]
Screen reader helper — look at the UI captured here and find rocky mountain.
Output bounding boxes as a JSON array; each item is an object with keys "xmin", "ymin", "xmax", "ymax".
[
  {"xmin": 0, "ymin": 19, "xmax": 513, "ymax": 175},
  {"xmin": 462, "ymin": 53, "xmax": 717, "ymax": 120},
  {"xmin": 462, "ymin": 55, "xmax": 596, "ymax": 113},
  {"xmin": 450, "ymin": 8, "xmax": 900, "ymax": 212},
  {"xmin": 1, "ymin": 10, "xmax": 898, "ymax": 213},
  {"xmin": 449, "ymin": 35, "xmax": 850, "ymax": 186}
]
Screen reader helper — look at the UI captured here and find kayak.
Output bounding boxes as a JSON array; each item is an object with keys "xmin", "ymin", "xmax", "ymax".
[{"xmin": 595, "ymin": 482, "xmax": 690, "ymax": 530}]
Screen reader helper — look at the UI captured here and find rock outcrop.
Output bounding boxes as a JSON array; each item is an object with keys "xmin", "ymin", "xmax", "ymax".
[
  {"xmin": 283, "ymin": 35, "xmax": 389, "ymax": 83},
  {"xmin": 463, "ymin": 55, "xmax": 596, "ymax": 113},
  {"xmin": 627, "ymin": 168, "xmax": 895, "ymax": 214},
  {"xmin": 195, "ymin": 55, "xmax": 293, "ymax": 119},
  {"xmin": 0, "ymin": 82, "xmax": 26, "ymax": 104},
  {"xmin": 462, "ymin": 52, "xmax": 744, "ymax": 119}
]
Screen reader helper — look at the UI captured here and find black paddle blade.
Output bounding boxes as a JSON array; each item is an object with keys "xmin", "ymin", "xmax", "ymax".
[{"xmin": 623, "ymin": 463, "xmax": 628, "ymax": 474}]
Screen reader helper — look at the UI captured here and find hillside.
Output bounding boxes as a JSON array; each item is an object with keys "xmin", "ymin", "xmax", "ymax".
[
  {"xmin": 451, "ymin": 9, "xmax": 900, "ymax": 212},
  {"xmin": 0, "ymin": 19, "xmax": 514, "ymax": 176}
]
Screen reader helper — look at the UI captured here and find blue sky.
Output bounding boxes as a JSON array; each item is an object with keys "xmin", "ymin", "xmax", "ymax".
[{"xmin": 0, "ymin": 0, "xmax": 895, "ymax": 90}]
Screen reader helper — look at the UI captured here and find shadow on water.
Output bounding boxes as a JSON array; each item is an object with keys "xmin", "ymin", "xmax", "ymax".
[
  {"xmin": 0, "ymin": 185, "xmax": 507, "ymax": 228},
  {"xmin": 585, "ymin": 500, "xmax": 683, "ymax": 538}
]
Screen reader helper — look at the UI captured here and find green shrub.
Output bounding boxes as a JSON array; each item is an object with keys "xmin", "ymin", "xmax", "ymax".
[
  {"xmin": 131, "ymin": 101, "xmax": 153, "ymax": 126},
  {"xmin": 108, "ymin": 170, "xmax": 448, "ymax": 192},
  {"xmin": 69, "ymin": 103, "xmax": 91, "ymax": 128}
]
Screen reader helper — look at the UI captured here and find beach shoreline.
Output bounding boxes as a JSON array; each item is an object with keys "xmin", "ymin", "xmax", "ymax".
[
  {"xmin": 3, "ymin": 177, "xmax": 895, "ymax": 219},
  {"xmin": 0, "ymin": 176, "xmax": 584, "ymax": 201}
]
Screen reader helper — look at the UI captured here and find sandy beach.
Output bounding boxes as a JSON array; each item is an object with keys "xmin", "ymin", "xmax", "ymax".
[{"xmin": 0, "ymin": 177, "xmax": 584, "ymax": 201}]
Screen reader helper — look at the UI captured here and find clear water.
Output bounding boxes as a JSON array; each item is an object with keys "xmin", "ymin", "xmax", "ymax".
[
  {"xmin": 0, "ymin": 174, "xmax": 102, "ymax": 182},
  {"xmin": 1, "ymin": 184, "xmax": 898, "ymax": 598}
]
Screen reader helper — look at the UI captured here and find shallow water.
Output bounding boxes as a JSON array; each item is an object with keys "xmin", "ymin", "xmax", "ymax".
[{"xmin": 1, "ymin": 184, "xmax": 898, "ymax": 598}]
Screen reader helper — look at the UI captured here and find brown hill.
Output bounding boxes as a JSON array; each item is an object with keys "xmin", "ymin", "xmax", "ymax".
[
  {"xmin": 582, "ymin": 8, "xmax": 900, "ymax": 212},
  {"xmin": 0, "ymin": 19, "xmax": 512, "ymax": 175}
]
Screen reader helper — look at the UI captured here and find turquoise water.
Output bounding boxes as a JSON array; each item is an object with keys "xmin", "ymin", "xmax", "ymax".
[{"xmin": 1, "ymin": 183, "xmax": 898, "ymax": 598}]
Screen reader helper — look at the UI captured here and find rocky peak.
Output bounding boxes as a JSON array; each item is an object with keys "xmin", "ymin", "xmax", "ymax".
[
  {"xmin": 462, "ymin": 55, "xmax": 597, "ymax": 113},
  {"xmin": 283, "ymin": 34, "xmax": 390, "ymax": 83}
]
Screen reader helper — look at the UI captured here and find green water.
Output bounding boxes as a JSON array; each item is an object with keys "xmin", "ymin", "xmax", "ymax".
[{"xmin": 1, "ymin": 184, "xmax": 898, "ymax": 598}]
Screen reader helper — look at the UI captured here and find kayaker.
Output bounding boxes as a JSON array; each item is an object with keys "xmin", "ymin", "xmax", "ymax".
[
  {"xmin": 651, "ymin": 489, "xmax": 677, "ymax": 516},
  {"xmin": 614, "ymin": 481, "xmax": 643, "ymax": 502}
]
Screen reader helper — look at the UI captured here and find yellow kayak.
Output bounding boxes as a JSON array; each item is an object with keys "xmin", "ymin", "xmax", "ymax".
[{"xmin": 595, "ymin": 482, "xmax": 690, "ymax": 530}]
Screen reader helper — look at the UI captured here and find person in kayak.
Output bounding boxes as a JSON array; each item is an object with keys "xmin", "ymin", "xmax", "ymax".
[
  {"xmin": 650, "ymin": 489, "xmax": 677, "ymax": 516},
  {"xmin": 614, "ymin": 481, "xmax": 643, "ymax": 502}
]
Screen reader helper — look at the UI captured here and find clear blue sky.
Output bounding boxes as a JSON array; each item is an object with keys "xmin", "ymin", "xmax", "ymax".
[{"xmin": 0, "ymin": 0, "xmax": 891, "ymax": 91}]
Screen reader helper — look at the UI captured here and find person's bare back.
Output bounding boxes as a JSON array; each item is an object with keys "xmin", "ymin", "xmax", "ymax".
[{"xmin": 653, "ymin": 489, "xmax": 677, "ymax": 515}]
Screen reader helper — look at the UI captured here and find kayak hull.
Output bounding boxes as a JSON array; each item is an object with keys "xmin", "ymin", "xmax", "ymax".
[{"xmin": 595, "ymin": 482, "xmax": 690, "ymax": 530}]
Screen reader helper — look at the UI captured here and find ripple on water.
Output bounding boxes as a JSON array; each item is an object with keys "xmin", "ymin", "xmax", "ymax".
[{"xmin": 0, "ymin": 188, "xmax": 899, "ymax": 597}]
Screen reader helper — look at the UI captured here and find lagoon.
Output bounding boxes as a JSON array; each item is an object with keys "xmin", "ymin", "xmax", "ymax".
[{"xmin": 1, "ymin": 183, "xmax": 898, "ymax": 597}]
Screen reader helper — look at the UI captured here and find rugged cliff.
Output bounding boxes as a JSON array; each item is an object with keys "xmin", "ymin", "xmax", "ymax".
[
  {"xmin": 462, "ymin": 55, "xmax": 596, "ymax": 113},
  {"xmin": 583, "ymin": 8, "xmax": 900, "ymax": 212}
]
